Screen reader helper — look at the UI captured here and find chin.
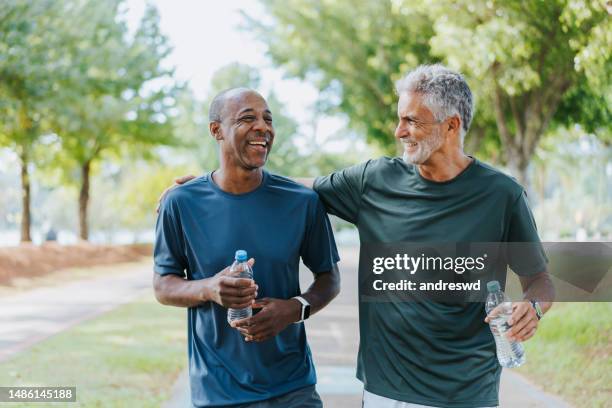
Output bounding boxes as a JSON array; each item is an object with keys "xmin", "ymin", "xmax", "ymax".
[{"xmin": 403, "ymin": 152, "xmax": 426, "ymax": 164}]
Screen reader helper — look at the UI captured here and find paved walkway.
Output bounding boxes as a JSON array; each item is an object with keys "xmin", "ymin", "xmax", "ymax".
[
  {"xmin": 163, "ymin": 246, "xmax": 572, "ymax": 408},
  {"xmin": 0, "ymin": 261, "xmax": 152, "ymax": 363}
]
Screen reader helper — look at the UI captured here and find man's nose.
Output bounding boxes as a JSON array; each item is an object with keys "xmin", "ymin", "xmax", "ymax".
[
  {"xmin": 252, "ymin": 116, "xmax": 270, "ymax": 132},
  {"xmin": 394, "ymin": 122, "xmax": 408, "ymax": 140}
]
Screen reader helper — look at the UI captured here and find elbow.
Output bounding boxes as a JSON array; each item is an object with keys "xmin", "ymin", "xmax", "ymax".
[
  {"xmin": 330, "ymin": 265, "xmax": 341, "ymax": 299},
  {"xmin": 153, "ymin": 274, "xmax": 170, "ymax": 305}
]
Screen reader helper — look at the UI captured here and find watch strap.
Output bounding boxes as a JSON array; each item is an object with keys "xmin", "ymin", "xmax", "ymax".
[
  {"xmin": 530, "ymin": 300, "xmax": 543, "ymax": 320},
  {"xmin": 293, "ymin": 296, "xmax": 310, "ymax": 323}
]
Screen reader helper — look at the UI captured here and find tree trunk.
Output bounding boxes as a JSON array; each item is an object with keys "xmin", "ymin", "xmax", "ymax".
[
  {"xmin": 506, "ymin": 156, "xmax": 529, "ymax": 188},
  {"xmin": 19, "ymin": 147, "xmax": 32, "ymax": 243},
  {"xmin": 78, "ymin": 160, "xmax": 91, "ymax": 241}
]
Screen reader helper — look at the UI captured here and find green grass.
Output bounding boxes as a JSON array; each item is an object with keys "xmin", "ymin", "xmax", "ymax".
[
  {"xmin": 518, "ymin": 302, "xmax": 612, "ymax": 408},
  {"xmin": 0, "ymin": 295, "xmax": 187, "ymax": 407}
]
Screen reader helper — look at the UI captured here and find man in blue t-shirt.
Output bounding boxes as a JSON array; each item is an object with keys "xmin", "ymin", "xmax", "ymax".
[{"xmin": 153, "ymin": 88, "xmax": 340, "ymax": 407}]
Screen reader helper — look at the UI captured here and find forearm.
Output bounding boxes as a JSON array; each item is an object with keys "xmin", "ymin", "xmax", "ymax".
[
  {"xmin": 300, "ymin": 264, "xmax": 341, "ymax": 316},
  {"xmin": 153, "ymin": 273, "xmax": 211, "ymax": 308},
  {"xmin": 294, "ymin": 177, "xmax": 315, "ymax": 189},
  {"xmin": 520, "ymin": 271, "xmax": 555, "ymax": 314}
]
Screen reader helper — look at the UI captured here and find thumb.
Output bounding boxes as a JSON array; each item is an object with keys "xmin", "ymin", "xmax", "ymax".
[
  {"xmin": 218, "ymin": 265, "xmax": 232, "ymax": 276},
  {"xmin": 247, "ymin": 258, "xmax": 255, "ymax": 268}
]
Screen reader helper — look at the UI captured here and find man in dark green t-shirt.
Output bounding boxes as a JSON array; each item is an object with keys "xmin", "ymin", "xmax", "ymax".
[{"xmin": 309, "ymin": 64, "xmax": 554, "ymax": 408}]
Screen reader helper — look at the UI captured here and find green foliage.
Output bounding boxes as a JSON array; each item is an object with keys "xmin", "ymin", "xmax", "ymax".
[
  {"xmin": 246, "ymin": 0, "xmax": 436, "ymax": 154},
  {"xmin": 519, "ymin": 303, "xmax": 612, "ymax": 407},
  {"xmin": 51, "ymin": 1, "xmax": 179, "ymax": 181},
  {"xmin": 248, "ymin": 0, "xmax": 611, "ymax": 181}
]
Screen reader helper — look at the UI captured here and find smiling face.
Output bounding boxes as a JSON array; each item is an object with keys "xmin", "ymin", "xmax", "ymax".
[
  {"xmin": 394, "ymin": 91, "xmax": 446, "ymax": 165},
  {"xmin": 211, "ymin": 90, "xmax": 274, "ymax": 170}
]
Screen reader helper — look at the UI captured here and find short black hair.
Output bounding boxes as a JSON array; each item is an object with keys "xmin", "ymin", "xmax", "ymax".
[{"xmin": 208, "ymin": 87, "xmax": 257, "ymax": 123}]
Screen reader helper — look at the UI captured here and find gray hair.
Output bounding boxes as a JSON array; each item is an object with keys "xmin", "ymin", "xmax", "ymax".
[{"xmin": 395, "ymin": 64, "xmax": 474, "ymax": 141}]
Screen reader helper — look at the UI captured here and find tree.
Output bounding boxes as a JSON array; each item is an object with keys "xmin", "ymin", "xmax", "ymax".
[
  {"xmin": 0, "ymin": 0, "xmax": 82, "ymax": 241},
  {"xmin": 52, "ymin": 2, "xmax": 178, "ymax": 240},
  {"xmin": 426, "ymin": 0, "xmax": 610, "ymax": 184},
  {"xmin": 248, "ymin": 0, "xmax": 611, "ymax": 184}
]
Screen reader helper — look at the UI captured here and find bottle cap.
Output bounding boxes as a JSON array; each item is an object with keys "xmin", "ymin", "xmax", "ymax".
[
  {"xmin": 234, "ymin": 250, "xmax": 247, "ymax": 262},
  {"xmin": 486, "ymin": 280, "xmax": 501, "ymax": 292}
]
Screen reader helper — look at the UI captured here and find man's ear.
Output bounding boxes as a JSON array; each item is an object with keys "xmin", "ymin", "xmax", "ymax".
[
  {"xmin": 209, "ymin": 122, "xmax": 223, "ymax": 141},
  {"xmin": 447, "ymin": 116, "xmax": 461, "ymax": 134}
]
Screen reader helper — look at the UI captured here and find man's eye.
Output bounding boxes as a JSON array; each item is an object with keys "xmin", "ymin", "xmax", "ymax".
[
  {"xmin": 240, "ymin": 116, "xmax": 255, "ymax": 122},
  {"xmin": 264, "ymin": 117, "xmax": 273, "ymax": 123}
]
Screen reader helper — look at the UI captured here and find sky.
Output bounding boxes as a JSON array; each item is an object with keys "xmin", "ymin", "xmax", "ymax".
[{"xmin": 124, "ymin": 0, "xmax": 362, "ymax": 152}]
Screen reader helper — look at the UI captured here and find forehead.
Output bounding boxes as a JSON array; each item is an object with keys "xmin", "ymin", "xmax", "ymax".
[
  {"xmin": 397, "ymin": 91, "xmax": 433, "ymax": 118},
  {"xmin": 224, "ymin": 91, "xmax": 269, "ymax": 117}
]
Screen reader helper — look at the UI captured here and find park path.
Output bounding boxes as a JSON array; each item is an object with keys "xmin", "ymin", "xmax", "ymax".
[
  {"xmin": 163, "ymin": 246, "xmax": 573, "ymax": 408},
  {"xmin": 0, "ymin": 261, "xmax": 151, "ymax": 363},
  {"xmin": 0, "ymin": 247, "xmax": 573, "ymax": 407}
]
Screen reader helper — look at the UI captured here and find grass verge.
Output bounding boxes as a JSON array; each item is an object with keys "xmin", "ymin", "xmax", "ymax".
[
  {"xmin": 518, "ymin": 302, "xmax": 611, "ymax": 408},
  {"xmin": 0, "ymin": 295, "xmax": 187, "ymax": 407}
]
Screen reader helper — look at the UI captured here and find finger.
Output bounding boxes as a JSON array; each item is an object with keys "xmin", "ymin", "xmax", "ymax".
[
  {"xmin": 221, "ymin": 294, "xmax": 257, "ymax": 307},
  {"xmin": 247, "ymin": 258, "xmax": 256, "ymax": 268},
  {"xmin": 509, "ymin": 303, "xmax": 529, "ymax": 325},
  {"xmin": 236, "ymin": 327, "xmax": 250, "ymax": 336},
  {"xmin": 220, "ymin": 283, "xmax": 257, "ymax": 296},
  {"xmin": 521, "ymin": 327, "xmax": 538, "ymax": 342},
  {"xmin": 252, "ymin": 297, "xmax": 272, "ymax": 309},
  {"xmin": 222, "ymin": 277, "xmax": 256, "ymax": 288},
  {"xmin": 514, "ymin": 322, "xmax": 537, "ymax": 342},
  {"xmin": 231, "ymin": 317, "xmax": 254, "ymax": 328},
  {"xmin": 175, "ymin": 174, "xmax": 196, "ymax": 184},
  {"xmin": 251, "ymin": 330, "xmax": 275, "ymax": 342},
  {"xmin": 509, "ymin": 314, "xmax": 533, "ymax": 338},
  {"xmin": 485, "ymin": 305, "xmax": 503, "ymax": 322},
  {"xmin": 227, "ymin": 300, "xmax": 255, "ymax": 309}
]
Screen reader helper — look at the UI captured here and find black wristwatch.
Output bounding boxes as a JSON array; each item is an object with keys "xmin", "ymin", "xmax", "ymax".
[
  {"xmin": 293, "ymin": 296, "xmax": 311, "ymax": 323},
  {"xmin": 530, "ymin": 300, "xmax": 543, "ymax": 320}
]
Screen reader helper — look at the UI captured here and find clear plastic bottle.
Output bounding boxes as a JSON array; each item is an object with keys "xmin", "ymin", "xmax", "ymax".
[
  {"xmin": 227, "ymin": 250, "xmax": 253, "ymax": 323},
  {"xmin": 485, "ymin": 280, "xmax": 526, "ymax": 368}
]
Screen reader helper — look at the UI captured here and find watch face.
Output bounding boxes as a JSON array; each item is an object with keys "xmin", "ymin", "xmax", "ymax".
[{"xmin": 304, "ymin": 305, "xmax": 311, "ymax": 320}]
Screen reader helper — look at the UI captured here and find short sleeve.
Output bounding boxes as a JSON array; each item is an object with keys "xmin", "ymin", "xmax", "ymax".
[
  {"xmin": 300, "ymin": 196, "xmax": 340, "ymax": 274},
  {"xmin": 154, "ymin": 198, "xmax": 188, "ymax": 277},
  {"xmin": 506, "ymin": 191, "xmax": 548, "ymax": 276},
  {"xmin": 313, "ymin": 160, "xmax": 370, "ymax": 224}
]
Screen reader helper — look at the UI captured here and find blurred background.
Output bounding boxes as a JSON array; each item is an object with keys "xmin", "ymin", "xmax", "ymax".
[{"xmin": 0, "ymin": 1, "xmax": 610, "ymax": 407}]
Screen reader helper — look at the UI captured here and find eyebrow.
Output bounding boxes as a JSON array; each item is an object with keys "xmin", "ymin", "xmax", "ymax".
[{"xmin": 237, "ymin": 108, "xmax": 272, "ymax": 115}]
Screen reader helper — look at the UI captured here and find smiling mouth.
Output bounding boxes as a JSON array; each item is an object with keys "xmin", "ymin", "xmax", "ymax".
[
  {"xmin": 248, "ymin": 141, "xmax": 268, "ymax": 147},
  {"xmin": 401, "ymin": 139, "xmax": 418, "ymax": 148}
]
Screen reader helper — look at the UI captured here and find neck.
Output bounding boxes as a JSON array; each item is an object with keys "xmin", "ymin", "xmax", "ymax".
[
  {"xmin": 417, "ymin": 148, "xmax": 473, "ymax": 182},
  {"xmin": 213, "ymin": 163, "xmax": 263, "ymax": 194}
]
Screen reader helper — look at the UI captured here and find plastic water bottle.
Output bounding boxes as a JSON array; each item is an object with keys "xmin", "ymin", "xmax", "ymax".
[
  {"xmin": 485, "ymin": 280, "xmax": 526, "ymax": 368},
  {"xmin": 227, "ymin": 250, "xmax": 253, "ymax": 323}
]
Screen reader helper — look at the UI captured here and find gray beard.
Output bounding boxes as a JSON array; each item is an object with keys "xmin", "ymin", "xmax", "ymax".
[{"xmin": 402, "ymin": 129, "xmax": 444, "ymax": 165}]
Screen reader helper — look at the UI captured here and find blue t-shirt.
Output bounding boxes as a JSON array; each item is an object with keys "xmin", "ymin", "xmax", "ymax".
[{"xmin": 154, "ymin": 170, "xmax": 340, "ymax": 407}]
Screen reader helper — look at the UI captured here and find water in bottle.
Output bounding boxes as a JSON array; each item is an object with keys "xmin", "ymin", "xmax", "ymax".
[
  {"xmin": 485, "ymin": 280, "xmax": 526, "ymax": 368},
  {"xmin": 227, "ymin": 250, "xmax": 254, "ymax": 323}
]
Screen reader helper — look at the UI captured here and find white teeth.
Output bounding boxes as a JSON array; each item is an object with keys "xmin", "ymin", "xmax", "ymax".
[{"xmin": 248, "ymin": 141, "xmax": 267, "ymax": 146}]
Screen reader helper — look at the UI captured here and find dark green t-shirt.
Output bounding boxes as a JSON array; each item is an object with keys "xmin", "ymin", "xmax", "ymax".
[{"xmin": 314, "ymin": 157, "xmax": 547, "ymax": 408}]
